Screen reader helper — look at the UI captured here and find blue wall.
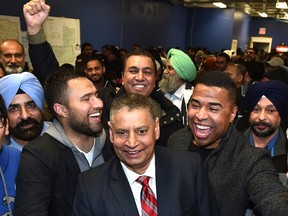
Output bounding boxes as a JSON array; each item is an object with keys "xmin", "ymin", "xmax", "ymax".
[
  {"xmin": 188, "ymin": 8, "xmax": 234, "ymax": 53},
  {"xmin": 232, "ymin": 9, "xmax": 251, "ymax": 51},
  {"xmin": 250, "ymin": 17, "xmax": 288, "ymax": 48},
  {"xmin": 1, "ymin": 0, "xmax": 288, "ymax": 53}
]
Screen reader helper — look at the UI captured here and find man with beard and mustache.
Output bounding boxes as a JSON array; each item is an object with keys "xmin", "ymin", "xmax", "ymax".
[
  {"xmin": 158, "ymin": 48, "xmax": 196, "ymax": 125},
  {"xmin": 0, "ymin": 40, "xmax": 26, "ymax": 75},
  {"xmin": 0, "ymin": 72, "xmax": 51, "ymax": 151},
  {"xmin": 14, "ymin": 69, "xmax": 114, "ymax": 216},
  {"xmin": 84, "ymin": 56, "xmax": 107, "ymax": 89},
  {"xmin": 244, "ymin": 80, "xmax": 288, "ymax": 173}
]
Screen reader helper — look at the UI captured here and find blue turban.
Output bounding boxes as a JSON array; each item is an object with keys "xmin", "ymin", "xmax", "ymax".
[
  {"xmin": 245, "ymin": 80, "xmax": 288, "ymax": 121},
  {"xmin": 0, "ymin": 72, "xmax": 44, "ymax": 110},
  {"xmin": 167, "ymin": 48, "xmax": 196, "ymax": 82}
]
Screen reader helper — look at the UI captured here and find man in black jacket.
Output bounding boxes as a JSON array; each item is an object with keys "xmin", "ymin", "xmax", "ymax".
[
  {"xmin": 168, "ymin": 71, "xmax": 288, "ymax": 216},
  {"xmin": 99, "ymin": 50, "xmax": 183, "ymax": 146},
  {"xmin": 14, "ymin": 69, "xmax": 114, "ymax": 216}
]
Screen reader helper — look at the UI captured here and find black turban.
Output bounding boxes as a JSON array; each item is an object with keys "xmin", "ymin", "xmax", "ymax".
[{"xmin": 245, "ymin": 80, "xmax": 288, "ymax": 122}]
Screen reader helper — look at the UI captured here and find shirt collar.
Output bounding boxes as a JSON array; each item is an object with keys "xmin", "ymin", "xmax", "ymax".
[{"xmin": 121, "ymin": 154, "xmax": 156, "ymax": 186}]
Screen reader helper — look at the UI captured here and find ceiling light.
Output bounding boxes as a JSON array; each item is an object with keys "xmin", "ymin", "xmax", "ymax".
[
  {"xmin": 276, "ymin": 2, "xmax": 288, "ymax": 9},
  {"xmin": 258, "ymin": 12, "xmax": 268, "ymax": 18},
  {"xmin": 213, "ymin": 2, "xmax": 227, "ymax": 8}
]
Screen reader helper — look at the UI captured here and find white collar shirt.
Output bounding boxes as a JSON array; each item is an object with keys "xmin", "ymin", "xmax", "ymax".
[{"xmin": 121, "ymin": 154, "xmax": 157, "ymax": 216}]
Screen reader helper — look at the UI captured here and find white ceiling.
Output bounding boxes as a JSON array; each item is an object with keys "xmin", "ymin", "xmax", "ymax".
[{"xmin": 170, "ymin": 0, "xmax": 288, "ymax": 20}]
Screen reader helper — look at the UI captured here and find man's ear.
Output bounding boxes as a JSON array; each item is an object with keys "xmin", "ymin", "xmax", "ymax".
[
  {"xmin": 108, "ymin": 121, "xmax": 114, "ymax": 144},
  {"xmin": 230, "ymin": 106, "xmax": 238, "ymax": 123},
  {"xmin": 155, "ymin": 117, "xmax": 160, "ymax": 140},
  {"xmin": 53, "ymin": 103, "xmax": 68, "ymax": 118}
]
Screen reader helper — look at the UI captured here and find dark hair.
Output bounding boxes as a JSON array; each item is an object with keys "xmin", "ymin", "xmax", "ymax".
[
  {"xmin": 0, "ymin": 62, "xmax": 6, "ymax": 76},
  {"xmin": 110, "ymin": 93, "xmax": 157, "ymax": 122},
  {"xmin": 217, "ymin": 52, "xmax": 230, "ymax": 62},
  {"xmin": 194, "ymin": 71, "xmax": 237, "ymax": 106},
  {"xmin": 60, "ymin": 63, "xmax": 75, "ymax": 71},
  {"xmin": 124, "ymin": 50, "xmax": 157, "ymax": 75},
  {"xmin": 86, "ymin": 55, "xmax": 105, "ymax": 67},
  {"xmin": 81, "ymin": 42, "xmax": 93, "ymax": 52},
  {"xmin": 0, "ymin": 95, "xmax": 7, "ymax": 126},
  {"xmin": 244, "ymin": 60, "xmax": 265, "ymax": 81},
  {"xmin": 44, "ymin": 68, "xmax": 89, "ymax": 117}
]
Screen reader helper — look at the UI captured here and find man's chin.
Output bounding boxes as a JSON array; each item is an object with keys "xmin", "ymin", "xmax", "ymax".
[{"xmin": 5, "ymin": 67, "xmax": 23, "ymax": 74}]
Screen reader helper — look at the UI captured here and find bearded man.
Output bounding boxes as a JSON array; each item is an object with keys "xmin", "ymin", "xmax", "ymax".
[
  {"xmin": 0, "ymin": 40, "xmax": 26, "ymax": 74},
  {"xmin": 0, "ymin": 72, "xmax": 50, "ymax": 151},
  {"xmin": 158, "ymin": 48, "xmax": 196, "ymax": 125},
  {"xmin": 244, "ymin": 80, "xmax": 288, "ymax": 173}
]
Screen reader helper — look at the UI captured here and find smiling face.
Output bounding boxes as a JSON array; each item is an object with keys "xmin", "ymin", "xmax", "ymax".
[
  {"xmin": 188, "ymin": 84, "xmax": 237, "ymax": 149},
  {"xmin": 249, "ymin": 97, "xmax": 280, "ymax": 138},
  {"xmin": 122, "ymin": 55, "xmax": 156, "ymax": 96},
  {"xmin": 85, "ymin": 59, "xmax": 105, "ymax": 83},
  {"xmin": 108, "ymin": 107, "xmax": 160, "ymax": 174},
  {"xmin": 0, "ymin": 40, "xmax": 25, "ymax": 74},
  {"xmin": 64, "ymin": 77, "xmax": 103, "ymax": 136}
]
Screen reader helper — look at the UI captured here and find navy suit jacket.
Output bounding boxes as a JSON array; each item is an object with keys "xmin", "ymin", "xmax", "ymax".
[{"xmin": 72, "ymin": 146, "xmax": 218, "ymax": 216}]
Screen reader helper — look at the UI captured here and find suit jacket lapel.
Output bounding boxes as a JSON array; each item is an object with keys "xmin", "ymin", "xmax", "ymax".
[
  {"xmin": 110, "ymin": 158, "xmax": 139, "ymax": 216},
  {"xmin": 155, "ymin": 147, "xmax": 174, "ymax": 216}
]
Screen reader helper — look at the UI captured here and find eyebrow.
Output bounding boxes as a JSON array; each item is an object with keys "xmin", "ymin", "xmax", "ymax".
[
  {"xmin": 9, "ymin": 100, "xmax": 35, "ymax": 107},
  {"xmin": 190, "ymin": 98, "xmax": 223, "ymax": 108},
  {"xmin": 80, "ymin": 91, "xmax": 97, "ymax": 99}
]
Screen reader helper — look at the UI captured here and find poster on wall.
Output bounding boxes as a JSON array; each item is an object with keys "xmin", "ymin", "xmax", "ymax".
[
  {"xmin": 0, "ymin": 15, "xmax": 21, "ymax": 43},
  {"xmin": 43, "ymin": 16, "xmax": 81, "ymax": 66}
]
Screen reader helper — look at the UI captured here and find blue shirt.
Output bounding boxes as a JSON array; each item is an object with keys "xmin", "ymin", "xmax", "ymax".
[{"xmin": 0, "ymin": 144, "xmax": 21, "ymax": 215}]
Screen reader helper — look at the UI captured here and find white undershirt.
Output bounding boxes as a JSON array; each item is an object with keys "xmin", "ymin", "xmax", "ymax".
[
  {"xmin": 121, "ymin": 154, "xmax": 157, "ymax": 216},
  {"xmin": 74, "ymin": 140, "xmax": 95, "ymax": 166}
]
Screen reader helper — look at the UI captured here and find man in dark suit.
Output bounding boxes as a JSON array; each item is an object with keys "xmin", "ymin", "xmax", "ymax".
[{"xmin": 73, "ymin": 93, "xmax": 218, "ymax": 216}]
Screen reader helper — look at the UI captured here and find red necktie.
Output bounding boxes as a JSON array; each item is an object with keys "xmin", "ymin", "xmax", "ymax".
[{"xmin": 136, "ymin": 176, "xmax": 158, "ymax": 216}]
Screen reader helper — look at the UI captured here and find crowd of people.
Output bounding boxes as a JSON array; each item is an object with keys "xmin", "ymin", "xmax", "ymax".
[{"xmin": 0, "ymin": 0, "xmax": 288, "ymax": 215}]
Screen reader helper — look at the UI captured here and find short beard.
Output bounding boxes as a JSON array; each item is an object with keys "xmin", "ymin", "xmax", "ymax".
[
  {"xmin": 68, "ymin": 110, "xmax": 103, "ymax": 137},
  {"xmin": 158, "ymin": 74, "xmax": 181, "ymax": 94},
  {"xmin": 251, "ymin": 121, "xmax": 278, "ymax": 137},
  {"xmin": 9, "ymin": 117, "xmax": 44, "ymax": 141},
  {"xmin": 5, "ymin": 64, "xmax": 24, "ymax": 74}
]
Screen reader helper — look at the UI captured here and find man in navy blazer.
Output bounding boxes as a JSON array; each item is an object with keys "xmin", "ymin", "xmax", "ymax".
[{"xmin": 73, "ymin": 93, "xmax": 218, "ymax": 216}]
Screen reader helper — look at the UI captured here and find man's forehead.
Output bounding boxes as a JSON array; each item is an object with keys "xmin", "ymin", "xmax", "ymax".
[
  {"xmin": 67, "ymin": 77, "xmax": 96, "ymax": 93},
  {"xmin": 257, "ymin": 96, "xmax": 275, "ymax": 106},
  {"xmin": 127, "ymin": 55, "xmax": 153, "ymax": 64},
  {"xmin": 2, "ymin": 41, "xmax": 23, "ymax": 50}
]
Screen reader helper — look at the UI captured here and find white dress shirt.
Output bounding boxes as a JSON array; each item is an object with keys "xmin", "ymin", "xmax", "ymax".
[{"xmin": 121, "ymin": 154, "xmax": 157, "ymax": 216}]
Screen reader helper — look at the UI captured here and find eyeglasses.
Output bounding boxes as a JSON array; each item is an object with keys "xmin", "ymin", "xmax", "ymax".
[{"xmin": 0, "ymin": 117, "xmax": 5, "ymax": 129}]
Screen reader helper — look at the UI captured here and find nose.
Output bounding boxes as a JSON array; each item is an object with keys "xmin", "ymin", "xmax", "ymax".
[
  {"xmin": 10, "ymin": 55, "xmax": 16, "ymax": 63},
  {"xmin": 163, "ymin": 68, "xmax": 169, "ymax": 75},
  {"xmin": 126, "ymin": 132, "xmax": 138, "ymax": 148},
  {"xmin": 195, "ymin": 107, "xmax": 208, "ymax": 120},
  {"xmin": 258, "ymin": 110, "xmax": 267, "ymax": 121},
  {"xmin": 20, "ymin": 107, "xmax": 30, "ymax": 120},
  {"xmin": 92, "ymin": 96, "xmax": 104, "ymax": 109},
  {"xmin": 135, "ymin": 71, "xmax": 144, "ymax": 80}
]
